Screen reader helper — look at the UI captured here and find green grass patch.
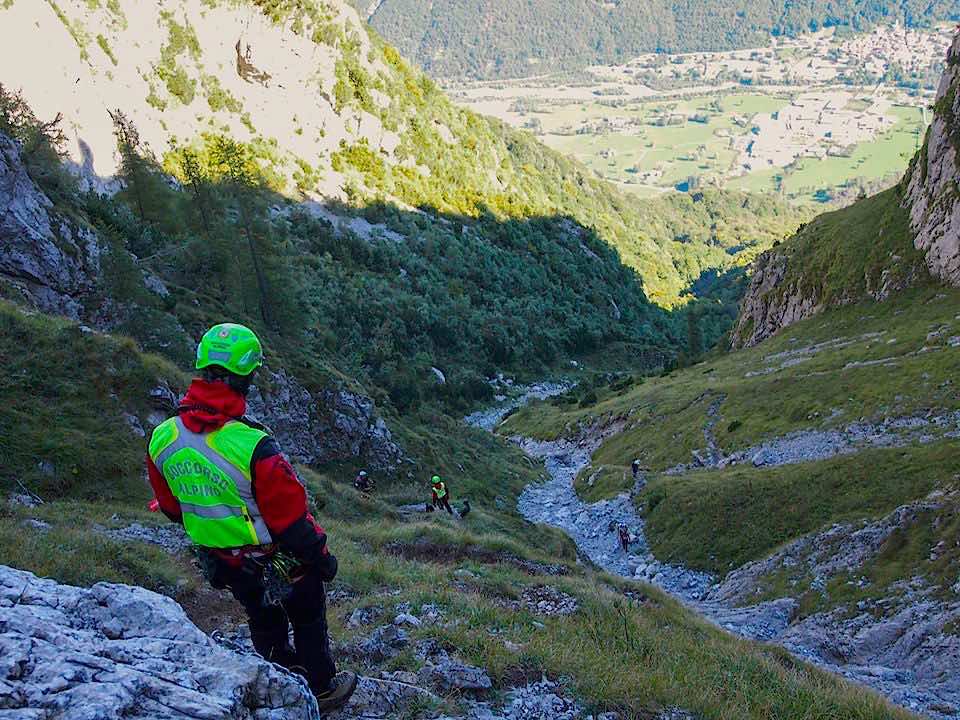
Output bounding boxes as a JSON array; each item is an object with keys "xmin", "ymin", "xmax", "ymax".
[
  {"xmin": 0, "ymin": 301, "xmax": 186, "ymax": 500},
  {"xmin": 574, "ymin": 464, "xmax": 633, "ymax": 503},
  {"xmin": 96, "ymin": 34, "xmax": 118, "ymax": 65},
  {"xmin": 639, "ymin": 441, "xmax": 956, "ymax": 573},
  {"xmin": 508, "ymin": 283, "xmax": 960, "ymax": 472}
]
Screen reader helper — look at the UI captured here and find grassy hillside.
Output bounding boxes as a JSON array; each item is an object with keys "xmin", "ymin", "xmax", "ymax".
[
  {"xmin": 753, "ymin": 186, "xmax": 926, "ymax": 311},
  {"xmin": 357, "ymin": 0, "xmax": 960, "ymax": 79},
  {"xmin": 0, "ymin": 298, "xmax": 919, "ymax": 719},
  {"xmin": 0, "ymin": 3, "xmax": 941, "ymax": 714}
]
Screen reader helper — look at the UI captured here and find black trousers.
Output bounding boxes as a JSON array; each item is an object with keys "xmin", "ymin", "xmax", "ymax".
[
  {"xmin": 217, "ymin": 560, "xmax": 337, "ymax": 692},
  {"xmin": 433, "ymin": 495, "xmax": 453, "ymax": 514}
]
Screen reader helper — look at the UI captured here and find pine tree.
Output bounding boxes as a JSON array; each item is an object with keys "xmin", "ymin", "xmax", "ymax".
[
  {"xmin": 686, "ymin": 309, "xmax": 702, "ymax": 360},
  {"xmin": 109, "ymin": 109, "xmax": 151, "ymax": 223},
  {"xmin": 207, "ymin": 136, "xmax": 278, "ymax": 331}
]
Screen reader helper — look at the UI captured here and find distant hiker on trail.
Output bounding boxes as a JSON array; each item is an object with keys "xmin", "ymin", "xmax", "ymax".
[
  {"xmin": 618, "ymin": 523, "xmax": 631, "ymax": 553},
  {"xmin": 146, "ymin": 323, "xmax": 357, "ymax": 712},
  {"xmin": 354, "ymin": 470, "xmax": 372, "ymax": 494},
  {"xmin": 631, "ymin": 459, "xmax": 641, "ymax": 480},
  {"xmin": 431, "ymin": 475, "xmax": 453, "ymax": 514}
]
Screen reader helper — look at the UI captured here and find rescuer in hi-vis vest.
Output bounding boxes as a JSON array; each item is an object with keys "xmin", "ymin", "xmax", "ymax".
[{"xmin": 147, "ymin": 323, "xmax": 357, "ymax": 711}]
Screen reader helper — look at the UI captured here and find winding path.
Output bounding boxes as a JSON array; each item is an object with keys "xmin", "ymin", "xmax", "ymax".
[{"xmin": 467, "ymin": 386, "xmax": 958, "ymax": 719}]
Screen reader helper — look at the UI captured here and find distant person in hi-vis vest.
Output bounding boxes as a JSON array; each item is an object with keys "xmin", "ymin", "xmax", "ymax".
[
  {"xmin": 431, "ymin": 475, "xmax": 453, "ymax": 514},
  {"xmin": 147, "ymin": 323, "xmax": 357, "ymax": 712}
]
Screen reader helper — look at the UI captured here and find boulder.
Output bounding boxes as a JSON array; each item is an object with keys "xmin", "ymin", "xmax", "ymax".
[
  {"xmin": 356, "ymin": 624, "xmax": 409, "ymax": 662},
  {"xmin": 0, "ymin": 564, "xmax": 318, "ymax": 719},
  {"xmin": 326, "ymin": 676, "xmax": 438, "ymax": 719},
  {"xmin": 247, "ymin": 369, "xmax": 405, "ymax": 471},
  {"xmin": 418, "ymin": 656, "xmax": 492, "ymax": 692}
]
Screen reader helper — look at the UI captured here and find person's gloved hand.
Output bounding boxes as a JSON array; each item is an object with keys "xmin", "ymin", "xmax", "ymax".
[
  {"xmin": 315, "ymin": 551, "xmax": 338, "ymax": 582},
  {"xmin": 296, "ymin": 530, "xmax": 337, "ymax": 581}
]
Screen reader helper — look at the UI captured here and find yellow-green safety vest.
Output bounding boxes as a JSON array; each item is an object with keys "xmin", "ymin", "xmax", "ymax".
[
  {"xmin": 148, "ymin": 416, "xmax": 272, "ymax": 549},
  {"xmin": 434, "ymin": 482, "xmax": 447, "ymax": 499}
]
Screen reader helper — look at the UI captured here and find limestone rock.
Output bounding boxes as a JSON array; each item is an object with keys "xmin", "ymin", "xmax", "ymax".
[
  {"xmin": 247, "ymin": 368, "xmax": 405, "ymax": 472},
  {"xmin": 729, "ymin": 251, "xmax": 821, "ymax": 349},
  {"xmin": 418, "ymin": 656, "xmax": 492, "ymax": 692},
  {"xmin": 0, "ymin": 133, "xmax": 101, "ymax": 319},
  {"xmin": 903, "ymin": 34, "xmax": 960, "ymax": 286},
  {"xmin": 355, "ymin": 624, "xmax": 409, "ymax": 662},
  {"xmin": 0, "ymin": 564, "xmax": 318, "ymax": 719},
  {"xmin": 326, "ymin": 677, "xmax": 439, "ymax": 719}
]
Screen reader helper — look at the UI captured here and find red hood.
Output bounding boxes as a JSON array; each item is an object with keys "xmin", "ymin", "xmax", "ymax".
[{"xmin": 179, "ymin": 379, "xmax": 247, "ymax": 433}]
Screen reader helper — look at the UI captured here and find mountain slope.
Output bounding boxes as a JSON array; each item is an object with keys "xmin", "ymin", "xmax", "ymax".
[
  {"xmin": 355, "ymin": 0, "xmax": 960, "ymax": 80},
  {"xmin": 0, "ymin": 108, "xmax": 917, "ymax": 720},
  {"xmin": 498, "ymin": 28, "xmax": 960, "ymax": 719},
  {"xmin": 0, "ymin": 1, "xmax": 943, "ymax": 718},
  {"xmin": 0, "ymin": 0, "xmax": 807, "ymax": 322},
  {"xmin": 502, "ymin": 284, "xmax": 960, "ymax": 717}
]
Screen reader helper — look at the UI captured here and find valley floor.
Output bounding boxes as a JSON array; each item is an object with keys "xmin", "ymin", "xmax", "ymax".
[
  {"xmin": 505, "ymin": 426, "xmax": 959, "ymax": 718},
  {"xmin": 500, "ymin": 287, "xmax": 960, "ymax": 719}
]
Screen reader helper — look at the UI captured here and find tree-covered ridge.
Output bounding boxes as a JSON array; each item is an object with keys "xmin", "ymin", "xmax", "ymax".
[
  {"xmin": 0, "ymin": 86, "xmax": 677, "ymax": 415},
  {"xmin": 0, "ymin": 0, "xmax": 809, "ymax": 320},
  {"xmin": 356, "ymin": 0, "xmax": 960, "ymax": 79},
  {"xmin": 319, "ymin": 29, "xmax": 811, "ymax": 310}
]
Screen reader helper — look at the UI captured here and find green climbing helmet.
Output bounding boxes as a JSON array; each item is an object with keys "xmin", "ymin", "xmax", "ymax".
[
  {"xmin": 196, "ymin": 323, "xmax": 263, "ymax": 376},
  {"xmin": 432, "ymin": 475, "xmax": 441, "ymax": 484}
]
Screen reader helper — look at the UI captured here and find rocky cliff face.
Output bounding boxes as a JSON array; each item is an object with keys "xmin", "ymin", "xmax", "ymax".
[
  {"xmin": 247, "ymin": 369, "xmax": 405, "ymax": 472},
  {"xmin": 903, "ymin": 33, "xmax": 960, "ymax": 286},
  {"xmin": 728, "ymin": 250, "xmax": 822, "ymax": 349},
  {"xmin": 0, "ymin": 133, "xmax": 101, "ymax": 318},
  {"xmin": 0, "ymin": 0, "xmax": 403, "ymax": 199}
]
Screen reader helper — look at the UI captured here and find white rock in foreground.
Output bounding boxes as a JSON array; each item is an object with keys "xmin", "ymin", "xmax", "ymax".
[{"xmin": 0, "ymin": 565, "xmax": 318, "ymax": 720}]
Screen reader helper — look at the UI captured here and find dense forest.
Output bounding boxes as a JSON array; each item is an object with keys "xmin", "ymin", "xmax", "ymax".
[{"xmin": 356, "ymin": 0, "xmax": 960, "ymax": 79}]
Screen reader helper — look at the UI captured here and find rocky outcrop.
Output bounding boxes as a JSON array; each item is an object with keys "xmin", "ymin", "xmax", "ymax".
[
  {"xmin": 706, "ymin": 492, "xmax": 950, "ymax": 607},
  {"xmin": 0, "ymin": 564, "xmax": 319, "ymax": 719},
  {"xmin": 0, "ymin": 132, "xmax": 101, "ymax": 318},
  {"xmin": 247, "ymin": 369, "xmax": 405, "ymax": 472},
  {"xmin": 705, "ymin": 490, "xmax": 960, "ymax": 718},
  {"xmin": 729, "ymin": 250, "xmax": 822, "ymax": 348},
  {"xmin": 903, "ymin": 33, "xmax": 960, "ymax": 286}
]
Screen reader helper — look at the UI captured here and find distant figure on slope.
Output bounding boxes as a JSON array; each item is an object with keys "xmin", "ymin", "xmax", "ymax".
[
  {"xmin": 618, "ymin": 523, "xmax": 631, "ymax": 553},
  {"xmin": 431, "ymin": 475, "xmax": 453, "ymax": 514},
  {"xmin": 146, "ymin": 323, "xmax": 357, "ymax": 712},
  {"xmin": 354, "ymin": 470, "xmax": 372, "ymax": 495},
  {"xmin": 459, "ymin": 499, "xmax": 471, "ymax": 519},
  {"xmin": 631, "ymin": 459, "xmax": 641, "ymax": 480}
]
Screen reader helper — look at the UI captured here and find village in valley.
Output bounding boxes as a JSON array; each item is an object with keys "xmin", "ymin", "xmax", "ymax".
[{"xmin": 446, "ymin": 24, "xmax": 953, "ymax": 204}]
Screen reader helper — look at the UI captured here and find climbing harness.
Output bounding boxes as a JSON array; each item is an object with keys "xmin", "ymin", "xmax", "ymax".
[{"xmin": 255, "ymin": 551, "xmax": 300, "ymax": 607}]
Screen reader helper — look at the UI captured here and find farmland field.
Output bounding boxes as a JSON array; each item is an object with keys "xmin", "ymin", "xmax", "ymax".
[{"xmin": 448, "ymin": 24, "xmax": 946, "ymax": 205}]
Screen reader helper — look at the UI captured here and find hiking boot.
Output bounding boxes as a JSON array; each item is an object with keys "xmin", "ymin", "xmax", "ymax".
[{"xmin": 314, "ymin": 671, "xmax": 358, "ymax": 712}]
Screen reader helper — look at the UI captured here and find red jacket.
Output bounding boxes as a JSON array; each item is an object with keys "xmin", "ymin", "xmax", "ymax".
[{"xmin": 147, "ymin": 379, "xmax": 329, "ymax": 566}]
